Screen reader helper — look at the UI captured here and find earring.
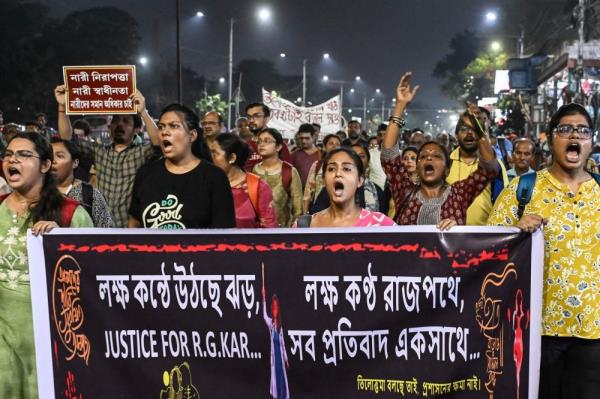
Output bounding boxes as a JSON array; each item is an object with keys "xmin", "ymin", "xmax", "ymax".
[{"xmin": 229, "ymin": 160, "xmax": 234, "ymax": 164}]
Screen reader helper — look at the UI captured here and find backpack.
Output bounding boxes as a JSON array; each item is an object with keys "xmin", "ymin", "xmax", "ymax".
[
  {"xmin": 0, "ymin": 194, "xmax": 79, "ymax": 227},
  {"xmin": 516, "ymin": 171, "xmax": 600, "ymax": 219},
  {"xmin": 246, "ymin": 172, "xmax": 261, "ymax": 217}
]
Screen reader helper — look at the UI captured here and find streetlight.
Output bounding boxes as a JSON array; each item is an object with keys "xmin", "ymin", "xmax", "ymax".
[
  {"xmin": 257, "ymin": 7, "xmax": 272, "ymax": 22},
  {"xmin": 355, "ymin": 76, "xmax": 361, "ymax": 81},
  {"xmin": 322, "ymin": 75, "xmax": 329, "ymax": 82},
  {"xmin": 323, "ymin": 53, "xmax": 330, "ymax": 60},
  {"xmin": 279, "ymin": 52, "xmax": 286, "ymax": 58},
  {"xmin": 138, "ymin": 57, "xmax": 148, "ymax": 66},
  {"xmin": 228, "ymin": 6, "xmax": 272, "ymax": 130},
  {"xmin": 219, "ymin": 77, "xmax": 226, "ymax": 83},
  {"xmin": 490, "ymin": 41, "xmax": 502, "ymax": 52},
  {"xmin": 485, "ymin": 11, "xmax": 497, "ymax": 22},
  {"xmin": 196, "ymin": 11, "xmax": 204, "ymax": 17}
]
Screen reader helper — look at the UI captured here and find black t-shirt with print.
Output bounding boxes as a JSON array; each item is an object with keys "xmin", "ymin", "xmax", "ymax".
[{"xmin": 129, "ymin": 160, "xmax": 236, "ymax": 229}]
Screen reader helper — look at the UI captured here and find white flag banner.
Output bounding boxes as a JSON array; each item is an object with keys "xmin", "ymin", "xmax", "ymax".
[{"xmin": 262, "ymin": 89, "xmax": 342, "ymax": 138}]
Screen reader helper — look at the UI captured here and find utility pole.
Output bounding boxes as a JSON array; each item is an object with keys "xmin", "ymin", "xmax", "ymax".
[
  {"xmin": 576, "ymin": 0, "xmax": 586, "ymax": 94},
  {"xmin": 175, "ymin": 0, "xmax": 182, "ymax": 103},
  {"xmin": 302, "ymin": 59, "xmax": 307, "ymax": 107},
  {"xmin": 228, "ymin": 18, "xmax": 235, "ymax": 131}
]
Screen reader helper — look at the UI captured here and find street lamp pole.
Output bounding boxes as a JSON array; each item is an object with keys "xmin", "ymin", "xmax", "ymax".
[
  {"xmin": 228, "ymin": 17, "xmax": 235, "ymax": 131},
  {"xmin": 302, "ymin": 58, "xmax": 307, "ymax": 107},
  {"xmin": 363, "ymin": 95, "xmax": 367, "ymax": 124},
  {"xmin": 176, "ymin": 0, "xmax": 182, "ymax": 103}
]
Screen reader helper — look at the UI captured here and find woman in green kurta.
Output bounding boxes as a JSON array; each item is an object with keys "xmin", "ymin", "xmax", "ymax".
[
  {"xmin": 253, "ymin": 128, "xmax": 303, "ymax": 227},
  {"xmin": 0, "ymin": 132, "xmax": 92, "ymax": 397}
]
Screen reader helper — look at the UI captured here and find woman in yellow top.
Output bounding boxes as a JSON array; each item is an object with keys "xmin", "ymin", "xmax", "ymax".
[
  {"xmin": 253, "ymin": 128, "xmax": 302, "ymax": 227},
  {"xmin": 488, "ymin": 103, "xmax": 600, "ymax": 399}
]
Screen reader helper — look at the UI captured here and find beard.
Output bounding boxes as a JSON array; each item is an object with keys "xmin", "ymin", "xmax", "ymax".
[
  {"xmin": 349, "ymin": 131, "xmax": 359, "ymax": 140},
  {"xmin": 458, "ymin": 139, "xmax": 477, "ymax": 155}
]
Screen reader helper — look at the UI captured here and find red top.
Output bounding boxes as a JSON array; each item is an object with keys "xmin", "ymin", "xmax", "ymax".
[
  {"xmin": 232, "ymin": 178, "xmax": 277, "ymax": 228},
  {"xmin": 292, "ymin": 149, "xmax": 321, "ymax": 188},
  {"xmin": 245, "ymin": 140, "xmax": 292, "ymax": 172},
  {"xmin": 381, "ymin": 148, "xmax": 497, "ymax": 225}
]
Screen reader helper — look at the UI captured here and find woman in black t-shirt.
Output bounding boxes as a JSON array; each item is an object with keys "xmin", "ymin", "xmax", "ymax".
[{"xmin": 128, "ymin": 104, "xmax": 235, "ymax": 229}]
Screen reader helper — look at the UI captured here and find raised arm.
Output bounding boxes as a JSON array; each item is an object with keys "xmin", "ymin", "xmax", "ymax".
[
  {"xmin": 54, "ymin": 85, "xmax": 73, "ymax": 140},
  {"xmin": 465, "ymin": 103, "xmax": 497, "ymax": 170},
  {"xmin": 130, "ymin": 90, "xmax": 160, "ymax": 146},
  {"xmin": 382, "ymin": 72, "xmax": 419, "ymax": 150}
]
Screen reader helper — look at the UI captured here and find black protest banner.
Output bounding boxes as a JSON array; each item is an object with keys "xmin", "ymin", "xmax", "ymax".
[{"xmin": 28, "ymin": 227, "xmax": 542, "ymax": 398}]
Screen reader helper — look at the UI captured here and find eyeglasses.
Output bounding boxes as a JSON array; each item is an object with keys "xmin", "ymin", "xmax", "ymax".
[
  {"xmin": 4, "ymin": 150, "xmax": 41, "ymax": 161},
  {"xmin": 553, "ymin": 124, "xmax": 593, "ymax": 139},
  {"xmin": 457, "ymin": 125, "xmax": 475, "ymax": 134},
  {"xmin": 247, "ymin": 113, "xmax": 265, "ymax": 120},
  {"xmin": 257, "ymin": 139, "xmax": 277, "ymax": 145}
]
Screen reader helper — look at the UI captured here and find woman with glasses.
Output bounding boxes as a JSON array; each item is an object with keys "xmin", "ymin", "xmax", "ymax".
[
  {"xmin": 0, "ymin": 132, "xmax": 93, "ymax": 397},
  {"xmin": 252, "ymin": 128, "xmax": 302, "ymax": 227},
  {"xmin": 381, "ymin": 72, "xmax": 498, "ymax": 229},
  {"xmin": 489, "ymin": 103, "xmax": 600, "ymax": 399}
]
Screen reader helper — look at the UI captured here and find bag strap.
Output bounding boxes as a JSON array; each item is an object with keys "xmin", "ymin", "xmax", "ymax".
[
  {"xmin": 281, "ymin": 161, "xmax": 293, "ymax": 196},
  {"xmin": 516, "ymin": 172, "xmax": 536, "ymax": 220},
  {"xmin": 246, "ymin": 172, "xmax": 261, "ymax": 216},
  {"xmin": 81, "ymin": 182, "xmax": 94, "ymax": 219},
  {"xmin": 296, "ymin": 214, "xmax": 312, "ymax": 228},
  {"xmin": 591, "ymin": 172, "xmax": 600, "ymax": 186},
  {"xmin": 0, "ymin": 194, "xmax": 77, "ymax": 226}
]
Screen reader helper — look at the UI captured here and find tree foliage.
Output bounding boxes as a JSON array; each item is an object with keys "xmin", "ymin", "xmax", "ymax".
[
  {"xmin": 433, "ymin": 30, "xmax": 482, "ymax": 101},
  {"xmin": 0, "ymin": 1, "xmax": 141, "ymax": 123}
]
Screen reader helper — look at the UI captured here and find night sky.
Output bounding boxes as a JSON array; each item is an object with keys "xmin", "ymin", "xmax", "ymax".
[{"xmin": 40, "ymin": 0, "xmax": 497, "ymax": 111}]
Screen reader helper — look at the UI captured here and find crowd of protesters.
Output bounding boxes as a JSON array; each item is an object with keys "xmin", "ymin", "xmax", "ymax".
[{"xmin": 0, "ymin": 71, "xmax": 598, "ymax": 398}]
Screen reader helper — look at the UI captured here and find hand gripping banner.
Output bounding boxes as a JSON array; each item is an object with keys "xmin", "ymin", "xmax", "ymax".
[{"xmin": 28, "ymin": 226, "xmax": 543, "ymax": 398}]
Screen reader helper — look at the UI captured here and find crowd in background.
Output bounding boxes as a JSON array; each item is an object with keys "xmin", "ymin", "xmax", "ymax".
[{"xmin": 0, "ymin": 72, "xmax": 598, "ymax": 398}]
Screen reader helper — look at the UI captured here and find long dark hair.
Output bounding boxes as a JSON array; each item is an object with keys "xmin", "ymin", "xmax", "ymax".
[
  {"xmin": 8, "ymin": 133, "xmax": 66, "ymax": 225},
  {"xmin": 159, "ymin": 103, "xmax": 211, "ymax": 161},
  {"xmin": 215, "ymin": 133, "xmax": 250, "ymax": 171}
]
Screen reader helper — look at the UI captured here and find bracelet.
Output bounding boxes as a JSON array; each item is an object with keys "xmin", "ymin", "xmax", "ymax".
[
  {"xmin": 388, "ymin": 115, "xmax": 406, "ymax": 129},
  {"xmin": 58, "ymin": 107, "xmax": 66, "ymax": 113}
]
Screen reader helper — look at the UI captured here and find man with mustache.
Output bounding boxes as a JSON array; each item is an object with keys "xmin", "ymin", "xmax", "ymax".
[
  {"xmin": 342, "ymin": 120, "xmax": 367, "ymax": 147},
  {"xmin": 446, "ymin": 106, "xmax": 508, "ymax": 225},
  {"xmin": 243, "ymin": 102, "xmax": 292, "ymax": 171},
  {"xmin": 54, "ymin": 85, "xmax": 160, "ymax": 227}
]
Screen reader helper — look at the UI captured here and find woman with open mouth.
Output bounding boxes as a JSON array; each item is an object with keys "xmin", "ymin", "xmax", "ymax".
[
  {"xmin": 50, "ymin": 138, "xmax": 114, "ymax": 227},
  {"xmin": 294, "ymin": 147, "xmax": 395, "ymax": 227},
  {"xmin": 0, "ymin": 132, "xmax": 93, "ymax": 397},
  {"xmin": 128, "ymin": 104, "xmax": 235, "ymax": 229},
  {"xmin": 381, "ymin": 72, "xmax": 498, "ymax": 229},
  {"xmin": 488, "ymin": 103, "xmax": 600, "ymax": 399}
]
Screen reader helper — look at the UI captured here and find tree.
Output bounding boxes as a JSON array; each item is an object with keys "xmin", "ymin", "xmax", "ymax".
[
  {"xmin": 433, "ymin": 30, "xmax": 482, "ymax": 101},
  {"xmin": 0, "ymin": 0, "xmax": 53, "ymax": 121},
  {"xmin": 196, "ymin": 94, "xmax": 230, "ymax": 117},
  {"xmin": 0, "ymin": 3, "xmax": 142, "ymax": 123},
  {"xmin": 462, "ymin": 51, "xmax": 509, "ymax": 100}
]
